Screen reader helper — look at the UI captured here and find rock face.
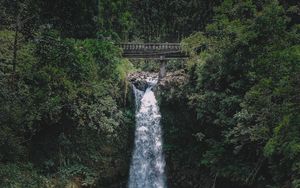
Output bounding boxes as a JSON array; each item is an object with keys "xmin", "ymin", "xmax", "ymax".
[
  {"xmin": 127, "ymin": 70, "xmax": 189, "ymax": 92},
  {"xmin": 127, "ymin": 72, "xmax": 158, "ymax": 91},
  {"xmin": 157, "ymin": 70, "xmax": 188, "ymax": 89}
]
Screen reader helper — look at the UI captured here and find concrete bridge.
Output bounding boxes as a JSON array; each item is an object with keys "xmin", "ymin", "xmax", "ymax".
[
  {"xmin": 119, "ymin": 43, "xmax": 189, "ymax": 59},
  {"xmin": 118, "ymin": 43, "xmax": 189, "ymax": 78}
]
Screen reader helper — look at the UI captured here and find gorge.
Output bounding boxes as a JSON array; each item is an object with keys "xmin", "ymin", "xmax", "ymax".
[{"xmin": 0, "ymin": 0, "xmax": 299, "ymax": 188}]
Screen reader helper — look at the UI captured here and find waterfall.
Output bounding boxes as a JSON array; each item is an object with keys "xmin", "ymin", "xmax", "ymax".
[{"xmin": 128, "ymin": 77, "xmax": 167, "ymax": 188}]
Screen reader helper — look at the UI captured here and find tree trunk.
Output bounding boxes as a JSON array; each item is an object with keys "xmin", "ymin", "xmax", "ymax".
[{"xmin": 12, "ymin": 14, "xmax": 20, "ymax": 75}]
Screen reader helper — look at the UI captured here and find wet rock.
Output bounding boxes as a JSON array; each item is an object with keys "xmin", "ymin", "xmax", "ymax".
[
  {"xmin": 127, "ymin": 70, "xmax": 189, "ymax": 92},
  {"xmin": 157, "ymin": 69, "xmax": 189, "ymax": 89},
  {"xmin": 127, "ymin": 72, "xmax": 158, "ymax": 91},
  {"xmin": 154, "ymin": 70, "xmax": 189, "ymax": 102}
]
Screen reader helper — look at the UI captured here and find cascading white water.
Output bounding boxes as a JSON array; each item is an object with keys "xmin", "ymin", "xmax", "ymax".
[{"xmin": 128, "ymin": 77, "xmax": 167, "ymax": 188}]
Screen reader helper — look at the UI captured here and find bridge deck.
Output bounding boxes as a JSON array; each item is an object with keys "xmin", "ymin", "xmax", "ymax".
[{"xmin": 118, "ymin": 43, "xmax": 188, "ymax": 59}]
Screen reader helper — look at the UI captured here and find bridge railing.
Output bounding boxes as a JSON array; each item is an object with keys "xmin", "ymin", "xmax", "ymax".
[{"xmin": 119, "ymin": 43, "xmax": 181, "ymax": 51}]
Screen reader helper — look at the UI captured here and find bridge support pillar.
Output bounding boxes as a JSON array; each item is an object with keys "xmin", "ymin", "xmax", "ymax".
[{"xmin": 159, "ymin": 59, "xmax": 167, "ymax": 80}]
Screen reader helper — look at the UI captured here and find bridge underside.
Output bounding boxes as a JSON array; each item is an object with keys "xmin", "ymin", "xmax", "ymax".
[{"xmin": 122, "ymin": 51, "xmax": 189, "ymax": 59}]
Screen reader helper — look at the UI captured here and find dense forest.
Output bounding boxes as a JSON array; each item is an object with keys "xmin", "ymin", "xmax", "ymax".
[{"xmin": 0, "ymin": 0, "xmax": 299, "ymax": 187}]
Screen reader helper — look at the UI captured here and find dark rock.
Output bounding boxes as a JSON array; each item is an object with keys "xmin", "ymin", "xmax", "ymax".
[
  {"xmin": 127, "ymin": 70, "xmax": 189, "ymax": 92},
  {"xmin": 157, "ymin": 69, "xmax": 189, "ymax": 89},
  {"xmin": 127, "ymin": 72, "xmax": 158, "ymax": 91}
]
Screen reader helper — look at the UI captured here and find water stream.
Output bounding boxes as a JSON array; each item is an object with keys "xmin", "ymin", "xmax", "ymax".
[{"xmin": 128, "ymin": 77, "xmax": 167, "ymax": 188}]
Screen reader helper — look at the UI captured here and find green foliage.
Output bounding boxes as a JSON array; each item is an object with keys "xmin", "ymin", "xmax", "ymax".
[
  {"xmin": 1, "ymin": 0, "xmax": 299, "ymax": 187},
  {"xmin": 0, "ymin": 0, "xmax": 137, "ymax": 185},
  {"xmin": 98, "ymin": 0, "xmax": 135, "ymax": 41},
  {"xmin": 0, "ymin": 163, "xmax": 47, "ymax": 188},
  {"xmin": 0, "ymin": 26, "xmax": 134, "ymax": 186},
  {"xmin": 58, "ymin": 164, "xmax": 97, "ymax": 186},
  {"xmin": 131, "ymin": 0, "xmax": 222, "ymax": 41},
  {"xmin": 32, "ymin": 0, "xmax": 99, "ymax": 38},
  {"xmin": 161, "ymin": 0, "xmax": 300, "ymax": 187}
]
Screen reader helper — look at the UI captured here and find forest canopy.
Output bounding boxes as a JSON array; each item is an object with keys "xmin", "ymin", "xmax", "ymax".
[{"xmin": 0, "ymin": 0, "xmax": 299, "ymax": 187}]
